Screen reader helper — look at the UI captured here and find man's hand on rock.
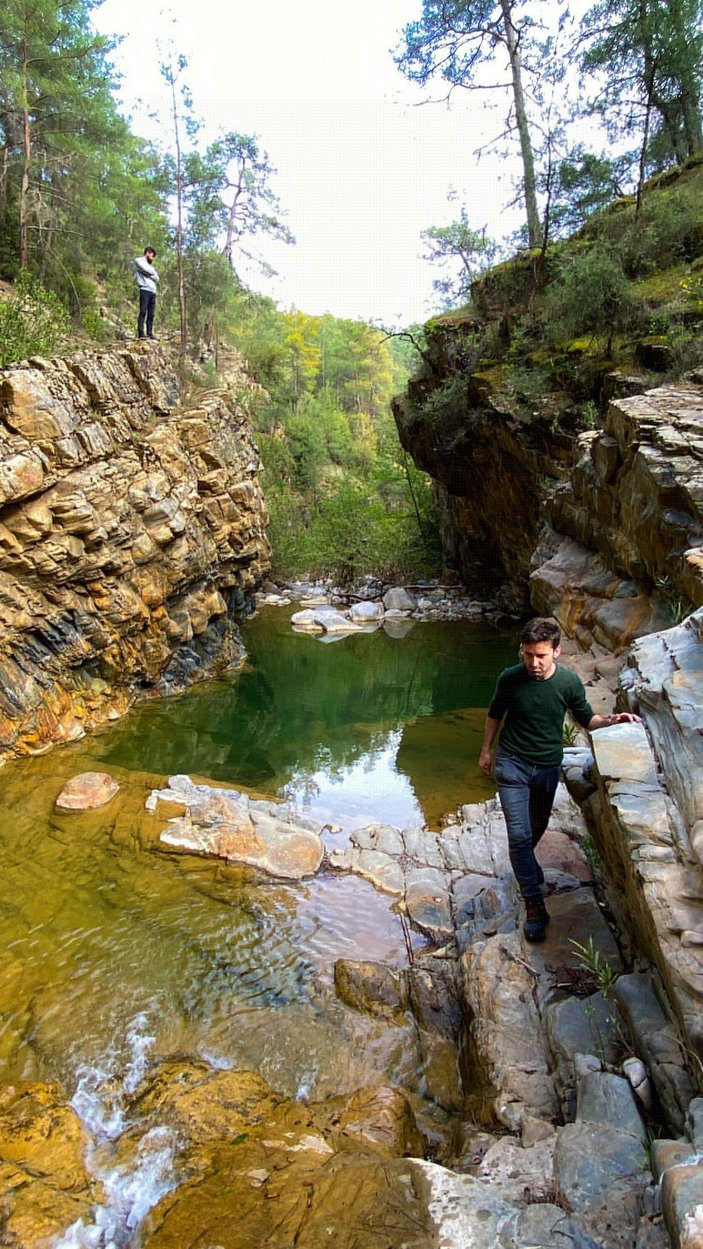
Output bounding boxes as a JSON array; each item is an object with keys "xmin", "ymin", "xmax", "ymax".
[{"xmin": 589, "ymin": 711, "xmax": 643, "ymax": 730}]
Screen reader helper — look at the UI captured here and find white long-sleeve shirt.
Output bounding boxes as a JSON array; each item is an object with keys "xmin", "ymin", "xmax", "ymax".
[{"xmin": 134, "ymin": 256, "xmax": 159, "ymax": 293}]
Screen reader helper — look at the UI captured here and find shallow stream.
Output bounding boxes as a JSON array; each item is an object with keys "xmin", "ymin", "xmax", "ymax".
[{"xmin": 0, "ymin": 608, "xmax": 516, "ymax": 1241}]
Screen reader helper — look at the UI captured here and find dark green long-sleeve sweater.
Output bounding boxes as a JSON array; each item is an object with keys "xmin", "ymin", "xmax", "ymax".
[{"xmin": 488, "ymin": 663, "xmax": 594, "ymax": 767}]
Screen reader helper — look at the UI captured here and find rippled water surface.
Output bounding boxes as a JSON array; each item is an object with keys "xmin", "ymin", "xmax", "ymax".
[{"xmin": 0, "ymin": 609, "xmax": 515, "ymax": 1238}]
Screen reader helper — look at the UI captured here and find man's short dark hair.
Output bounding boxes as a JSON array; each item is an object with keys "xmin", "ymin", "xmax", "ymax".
[
  {"xmin": 145, "ymin": 246, "xmax": 156, "ymax": 257},
  {"xmin": 520, "ymin": 617, "xmax": 561, "ymax": 648}
]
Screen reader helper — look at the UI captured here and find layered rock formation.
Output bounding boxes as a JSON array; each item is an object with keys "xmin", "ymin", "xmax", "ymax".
[
  {"xmin": 0, "ymin": 343, "xmax": 270, "ymax": 757},
  {"xmin": 533, "ymin": 378, "xmax": 703, "ymax": 650},
  {"xmin": 392, "ymin": 314, "xmax": 580, "ymax": 605}
]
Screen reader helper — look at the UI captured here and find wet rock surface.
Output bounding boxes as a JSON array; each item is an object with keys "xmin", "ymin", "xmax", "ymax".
[
  {"xmin": 3, "ymin": 761, "xmax": 674, "ymax": 1249},
  {"xmin": 148, "ymin": 774, "xmax": 324, "ymax": 879},
  {"xmin": 0, "ymin": 1083, "xmax": 101, "ymax": 1244},
  {"xmin": 55, "ymin": 770, "xmax": 120, "ymax": 810}
]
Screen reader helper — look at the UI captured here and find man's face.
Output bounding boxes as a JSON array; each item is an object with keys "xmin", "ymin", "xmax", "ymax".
[
  {"xmin": 146, "ymin": 250, "xmax": 155, "ymax": 262},
  {"xmin": 521, "ymin": 640, "xmax": 560, "ymax": 681}
]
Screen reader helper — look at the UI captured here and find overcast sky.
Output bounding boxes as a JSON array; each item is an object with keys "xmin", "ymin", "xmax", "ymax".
[{"xmin": 97, "ymin": 0, "xmax": 531, "ymax": 326}]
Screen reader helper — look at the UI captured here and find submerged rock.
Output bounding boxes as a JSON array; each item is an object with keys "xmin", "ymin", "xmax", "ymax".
[
  {"xmin": 55, "ymin": 770, "xmax": 119, "ymax": 809},
  {"xmin": 0, "ymin": 1083, "xmax": 100, "ymax": 1246},
  {"xmin": 334, "ymin": 959, "xmax": 410, "ymax": 1020}
]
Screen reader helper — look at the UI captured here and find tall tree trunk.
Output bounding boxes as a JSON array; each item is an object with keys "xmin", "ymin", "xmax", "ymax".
[
  {"xmin": 667, "ymin": 0, "xmax": 703, "ymax": 156},
  {"xmin": 223, "ymin": 169, "xmax": 245, "ymax": 266},
  {"xmin": 168, "ymin": 75, "xmax": 187, "ymax": 359},
  {"xmin": 500, "ymin": 0, "xmax": 542, "ymax": 249},
  {"xmin": 19, "ymin": 48, "xmax": 31, "ymax": 269},
  {"xmin": 681, "ymin": 93, "xmax": 703, "ymax": 156},
  {"xmin": 636, "ymin": 91, "xmax": 653, "ymax": 216}
]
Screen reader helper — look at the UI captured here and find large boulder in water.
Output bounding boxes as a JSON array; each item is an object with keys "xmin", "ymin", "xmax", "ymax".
[
  {"xmin": 55, "ymin": 770, "xmax": 119, "ymax": 809},
  {"xmin": 383, "ymin": 587, "xmax": 417, "ymax": 612},
  {"xmin": 151, "ymin": 777, "xmax": 324, "ymax": 879}
]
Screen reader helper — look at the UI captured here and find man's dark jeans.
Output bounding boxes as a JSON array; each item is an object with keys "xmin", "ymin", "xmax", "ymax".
[
  {"xmin": 138, "ymin": 289, "xmax": 156, "ymax": 337},
  {"xmin": 494, "ymin": 748, "xmax": 560, "ymax": 900}
]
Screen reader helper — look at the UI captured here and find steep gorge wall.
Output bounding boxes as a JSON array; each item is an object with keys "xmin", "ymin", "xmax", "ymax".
[
  {"xmin": 0, "ymin": 342, "xmax": 270, "ymax": 757},
  {"xmin": 392, "ymin": 314, "xmax": 584, "ymax": 608},
  {"xmin": 532, "ymin": 377, "xmax": 703, "ymax": 647}
]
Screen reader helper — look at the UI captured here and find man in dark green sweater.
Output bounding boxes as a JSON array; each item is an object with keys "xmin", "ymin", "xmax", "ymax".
[{"xmin": 479, "ymin": 617, "xmax": 641, "ymax": 941}]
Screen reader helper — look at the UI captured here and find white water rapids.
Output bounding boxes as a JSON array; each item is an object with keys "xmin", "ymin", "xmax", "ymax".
[{"xmin": 52, "ymin": 1012, "xmax": 181, "ymax": 1248}]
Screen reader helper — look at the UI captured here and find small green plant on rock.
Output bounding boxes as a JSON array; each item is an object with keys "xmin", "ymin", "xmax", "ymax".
[
  {"xmin": 579, "ymin": 400, "xmax": 599, "ymax": 429},
  {"xmin": 570, "ymin": 935, "xmax": 615, "ymax": 996},
  {"xmin": 653, "ymin": 574, "xmax": 692, "ymax": 625},
  {"xmin": 581, "ymin": 834, "xmax": 600, "ymax": 873},
  {"xmin": 418, "ymin": 373, "xmax": 470, "ymax": 427}
]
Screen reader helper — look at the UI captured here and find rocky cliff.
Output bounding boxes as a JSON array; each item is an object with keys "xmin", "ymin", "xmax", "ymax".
[
  {"xmin": 532, "ymin": 376, "xmax": 703, "ymax": 649},
  {"xmin": 392, "ymin": 311, "xmax": 582, "ymax": 608},
  {"xmin": 0, "ymin": 342, "xmax": 270, "ymax": 758}
]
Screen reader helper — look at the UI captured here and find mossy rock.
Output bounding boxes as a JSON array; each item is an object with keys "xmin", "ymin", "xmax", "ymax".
[
  {"xmin": 470, "ymin": 245, "xmax": 567, "ymax": 319},
  {"xmin": 426, "ymin": 305, "xmax": 477, "ymax": 333},
  {"xmin": 468, "ymin": 366, "xmax": 505, "ymax": 402},
  {"xmin": 634, "ymin": 337, "xmax": 674, "ymax": 371},
  {"xmin": 633, "ymin": 265, "xmax": 689, "ymax": 304}
]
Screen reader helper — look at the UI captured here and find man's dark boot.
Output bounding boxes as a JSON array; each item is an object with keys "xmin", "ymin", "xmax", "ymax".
[{"xmin": 523, "ymin": 896, "xmax": 549, "ymax": 943}]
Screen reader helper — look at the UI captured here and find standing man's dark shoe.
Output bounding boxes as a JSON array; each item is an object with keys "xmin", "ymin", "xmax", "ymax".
[{"xmin": 523, "ymin": 896, "xmax": 549, "ymax": 942}]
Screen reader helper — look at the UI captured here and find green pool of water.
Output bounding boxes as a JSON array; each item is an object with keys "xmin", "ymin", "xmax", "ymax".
[
  {"xmin": 90, "ymin": 607, "xmax": 518, "ymax": 830},
  {"xmin": 0, "ymin": 609, "xmax": 516, "ymax": 1105}
]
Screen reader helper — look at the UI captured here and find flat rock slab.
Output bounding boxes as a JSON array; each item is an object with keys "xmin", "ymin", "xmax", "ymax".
[
  {"xmin": 590, "ymin": 721, "xmax": 658, "ymax": 784},
  {"xmin": 405, "ymin": 866, "xmax": 453, "ymax": 940},
  {"xmin": 537, "ymin": 829, "xmax": 592, "ymax": 882},
  {"xmin": 55, "ymin": 771, "xmax": 119, "ymax": 810},
  {"xmin": 152, "ymin": 779, "xmax": 324, "ymax": 880}
]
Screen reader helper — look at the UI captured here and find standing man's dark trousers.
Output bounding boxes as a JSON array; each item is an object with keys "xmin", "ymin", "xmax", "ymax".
[
  {"xmin": 494, "ymin": 749, "xmax": 560, "ymax": 899},
  {"xmin": 138, "ymin": 289, "xmax": 156, "ymax": 338}
]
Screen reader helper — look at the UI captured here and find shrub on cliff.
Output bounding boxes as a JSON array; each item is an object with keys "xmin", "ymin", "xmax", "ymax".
[
  {"xmin": 543, "ymin": 242, "xmax": 639, "ymax": 355},
  {"xmin": 0, "ymin": 272, "xmax": 71, "ymax": 366}
]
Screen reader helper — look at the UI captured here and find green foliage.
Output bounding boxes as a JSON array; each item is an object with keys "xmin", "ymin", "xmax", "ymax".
[
  {"xmin": 550, "ymin": 149, "xmax": 631, "ymax": 237},
  {"xmin": 266, "ymin": 474, "xmax": 441, "ymax": 585},
  {"xmin": 654, "ymin": 574, "xmax": 693, "ymax": 624},
  {"xmin": 579, "ymin": 400, "xmax": 600, "ymax": 429},
  {"xmin": 591, "ymin": 183, "xmax": 703, "ymax": 278},
  {"xmin": 421, "ymin": 208, "xmax": 496, "ymax": 310},
  {"xmin": 580, "ymin": 0, "xmax": 703, "ymax": 176},
  {"xmin": 570, "ymin": 936, "xmax": 616, "ymax": 997},
  {"xmin": 0, "ymin": 0, "xmax": 167, "ymax": 317},
  {"xmin": 417, "ymin": 373, "xmax": 469, "ymax": 427},
  {"xmin": 0, "ymin": 272, "xmax": 70, "ymax": 365},
  {"xmin": 226, "ymin": 298, "xmax": 442, "ymax": 581},
  {"xmin": 544, "ymin": 242, "xmax": 637, "ymax": 352},
  {"xmin": 581, "ymin": 835, "xmax": 601, "ymax": 873}
]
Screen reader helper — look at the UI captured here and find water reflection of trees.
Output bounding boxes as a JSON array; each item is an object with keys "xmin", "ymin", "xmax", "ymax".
[{"xmin": 94, "ymin": 614, "xmax": 515, "ymax": 794}]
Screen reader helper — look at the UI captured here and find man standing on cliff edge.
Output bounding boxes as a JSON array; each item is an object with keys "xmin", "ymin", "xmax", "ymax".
[
  {"xmin": 135, "ymin": 246, "xmax": 159, "ymax": 340},
  {"xmin": 479, "ymin": 616, "xmax": 641, "ymax": 942}
]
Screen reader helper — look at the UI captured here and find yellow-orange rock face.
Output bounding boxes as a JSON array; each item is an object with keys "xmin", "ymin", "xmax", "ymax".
[{"xmin": 0, "ymin": 343, "xmax": 270, "ymax": 758}]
